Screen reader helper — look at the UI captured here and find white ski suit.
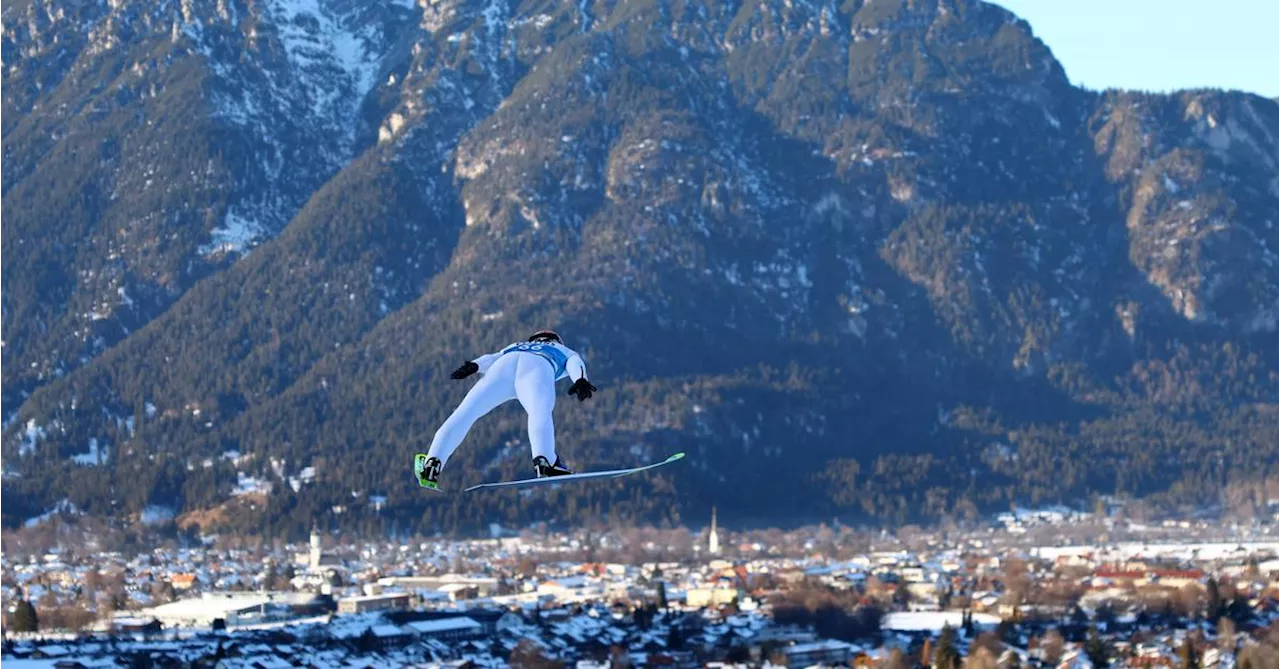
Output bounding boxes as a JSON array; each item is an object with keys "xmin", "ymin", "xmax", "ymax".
[{"xmin": 427, "ymin": 341, "xmax": 588, "ymax": 467}]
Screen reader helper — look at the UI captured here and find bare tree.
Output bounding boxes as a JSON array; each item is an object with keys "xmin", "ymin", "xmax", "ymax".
[
  {"xmin": 964, "ymin": 646, "xmax": 999, "ymax": 669},
  {"xmin": 1040, "ymin": 630, "xmax": 1065, "ymax": 666},
  {"xmin": 878, "ymin": 647, "xmax": 910, "ymax": 669},
  {"xmin": 1217, "ymin": 617, "xmax": 1237, "ymax": 651}
]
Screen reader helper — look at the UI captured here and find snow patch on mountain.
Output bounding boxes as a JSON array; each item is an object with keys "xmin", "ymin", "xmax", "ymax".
[
  {"xmin": 114, "ymin": 413, "xmax": 137, "ymax": 437},
  {"xmin": 141, "ymin": 504, "xmax": 177, "ymax": 525},
  {"xmin": 270, "ymin": 0, "xmax": 381, "ymax": 123},
  {"xmin": 233, "ymin": 472, "xmax": 273, "ymax": 496},
  {"xmin": 16, "ymin": 419, "xmax": 46, "ymax": 456},
  {"xmin": 1243, "ymin": 305, "xmax": 1278, "ymax": 334},
  {"xmin": 466, "ymin": 0, "xmax": 510, "ymax": 91},
  {"xmin": 419, "ymin": 0, "xmax": 455, "ymax": 34},
  {"xmin": 24, "ymin": 499, "xmax": 81, "ymax": 528},
  {"xmin": 199, "ymin": 211, "xmax": 266, "ymax": 257},
  {"xmin": 71, "ymin": 438, "xmax": 109, "ymax": 466},
  {"xmin": 194, "ymin": 0, "xmax": 406, "ymax": 258}
]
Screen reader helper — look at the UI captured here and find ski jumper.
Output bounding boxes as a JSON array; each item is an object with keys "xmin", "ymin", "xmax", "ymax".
[{"xmin": 427, "ymin": 341, "xmax": 587, "ymax": 467}]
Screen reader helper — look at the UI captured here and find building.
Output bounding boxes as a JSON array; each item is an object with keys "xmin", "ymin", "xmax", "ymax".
[
  {"xmin": 537, "ymin": 576, "xmax": 588, "ymax": 600},
  {"xmin": 1091, "ymin": 568, "xmax": 1205, "ymax": 590},
  {"xmin": 308, "ymin": 528, "xmax": 322, "ymax": 570},
  {"xmin": 754, "ymin": 624, "xmax": 818, "ymax": 645},
  {"xmin": 105, "ymin": 617, "xmax": 164, "ymax": 635},
  {"xmin": 368, "ymin": 624, "xmax": 413, "ymax": 649},
  {"xmin": 906, "ymin": 581, "xmax": 942, "ymax": 602},
  {"xmin": 1151, "ymin": 570, "xmax": 1205, "ymax": 589},
  {"xmin": 377, "ymin": 575, "xmax": 500, "ymax": 598},
  {"xmin": 465, "ymin": 610, "xmax": 523, "ymax": 635},
  {"xmin": 139, "ymin": 591, "xmax": 326, "ymax": 628},
  {"xmin": 685, "ymin": 586, "xmax": 737, "ymax": 608},
  {"xmin": 405, "ymin": 617, "xmax": 484, "ymax": 641},
  {"xmin": 336, "ymin": 593, "xmax": 412, "ymax": 614},
  {"xmin": 709, "ymin": 507, "xmax": 721, "ymax": 555},
  {"xmin": 389, "ymin": 609, "xmax": 524, "ymax": 636},
  {"xmin": 295, "ymin": 527, "xmax": 342, "ymax": 572},
  {"xmin": 900, "ymin": 566, "xmax": 926, "ymax": 583},
  {"xmin": 438, "ymin": 583, "xmax": 480, "ymax": 601},
  {"xmin": 784, "ymin": 640, "xmax": 858, "ymax": 665}
]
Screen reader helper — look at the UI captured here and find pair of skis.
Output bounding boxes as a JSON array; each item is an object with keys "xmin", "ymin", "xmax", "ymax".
[{"xmin": 415, "ymin": 452, "xmax": 685, "ymax": 492}]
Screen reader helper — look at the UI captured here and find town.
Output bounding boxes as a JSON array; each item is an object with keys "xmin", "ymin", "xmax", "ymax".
[{"xmin": 2, "ymin": 506, "xmax": 1277, "ymax": 667}]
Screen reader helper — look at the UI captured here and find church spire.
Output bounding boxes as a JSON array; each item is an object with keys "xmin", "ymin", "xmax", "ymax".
[{"xmin": 709, "ymin": 506, "xmax": 720, "ymax": 555}]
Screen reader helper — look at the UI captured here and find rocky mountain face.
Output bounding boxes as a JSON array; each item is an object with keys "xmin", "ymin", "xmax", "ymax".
[{"xmin": 3, "ymin": 0, "xmax": 1276, "ymax": 536}]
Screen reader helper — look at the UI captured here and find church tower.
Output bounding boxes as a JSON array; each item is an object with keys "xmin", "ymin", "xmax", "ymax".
[
  {"xmin": 708, "ymin": 507, "xmax": 720, "ymax": 555},
  {"xmin": 309, "ymin": 526, "xmax": 322, "ymax": 571}
]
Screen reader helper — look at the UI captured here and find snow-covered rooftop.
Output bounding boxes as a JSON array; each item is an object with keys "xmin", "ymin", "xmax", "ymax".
[{"xmin": 406, "ymin": 617, "xmax": 483, "ymax": 634}]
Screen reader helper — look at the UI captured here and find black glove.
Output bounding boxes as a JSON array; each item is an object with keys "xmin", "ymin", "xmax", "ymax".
[
  {"xmin": 450, "ymin": 361, "xmax": 479, "ymax": 380},
  {"xmin": 567, "ymin": 378, "xmax": 597, "ymax": 401}
]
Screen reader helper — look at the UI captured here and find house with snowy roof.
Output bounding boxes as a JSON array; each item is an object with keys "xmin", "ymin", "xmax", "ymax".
[
  {"xmin": 537, "ymin": 575, "xmax": 589, "ymax": 598},
  {"xmin": 404, "ymin": 616, "xmax": 485, "ymax": 641},
  {"xmin": 784, "ymin": 639, "xmax": 860, "ymax": 666},
  {"xmin": 367, "ymin": 623, "xmax": 414, "ymax": 650},
  {"xmin": 387, "ymin": 608, "xmax": 521, "ymax": 636},
  {"xmin": 336, "ymin": 592, "xmax": 412, "ymax": 614}
]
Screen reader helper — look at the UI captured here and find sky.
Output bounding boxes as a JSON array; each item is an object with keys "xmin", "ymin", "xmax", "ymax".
[{"xmin": 992, "ymin": 0, "xmax": 1280, "ymax": 98}]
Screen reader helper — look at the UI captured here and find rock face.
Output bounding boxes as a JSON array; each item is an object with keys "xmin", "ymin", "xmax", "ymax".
[{"xmin": 3, "ymin": 0, "xmax": 1276, "ymax": 534}]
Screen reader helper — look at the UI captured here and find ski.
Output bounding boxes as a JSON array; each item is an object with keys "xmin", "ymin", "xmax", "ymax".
[{"xmin": 463, "ymin": 452, "xmax": 685, "ymax": 492}]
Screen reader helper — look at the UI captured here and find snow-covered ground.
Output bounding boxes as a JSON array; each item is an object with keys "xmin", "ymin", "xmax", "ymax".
[
  {"xmin": 882, "ymin": 611, "xmax": 1001, "ymax": 632},
  {"xmin": 23, "ymin": 500, "xmax": 81, "ymax": 528}
]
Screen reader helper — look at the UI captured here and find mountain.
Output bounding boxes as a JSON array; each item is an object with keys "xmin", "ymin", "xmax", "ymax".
[{"xmin": 3, "ymin": 0, "xmax": 1276, "ymax": 537}]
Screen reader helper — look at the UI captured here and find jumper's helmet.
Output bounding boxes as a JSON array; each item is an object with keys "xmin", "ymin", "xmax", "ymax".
[{"xmin": 528, "ymin": 330, "xmax": 562, "ymax": 344}]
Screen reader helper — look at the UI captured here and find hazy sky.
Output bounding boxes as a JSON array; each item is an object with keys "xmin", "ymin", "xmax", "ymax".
[{"xmin": 992, "ymin": 0, "xmax": 1280, "ymax": 98}]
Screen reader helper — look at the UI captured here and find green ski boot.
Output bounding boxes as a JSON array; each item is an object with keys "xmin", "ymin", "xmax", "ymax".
[{"xmin": 415, "ymin": 454, "xmax": 443, "ymax": 491}]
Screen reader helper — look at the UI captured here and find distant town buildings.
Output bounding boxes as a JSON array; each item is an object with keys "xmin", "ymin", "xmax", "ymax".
[{"xmin": 2, "ymin": 507, "xmax": 1276, "ymax": 667}]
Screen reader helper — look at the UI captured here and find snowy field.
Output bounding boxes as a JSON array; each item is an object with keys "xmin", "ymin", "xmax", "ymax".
[{"xmin": 882, "ymin": 611, "xmax": 1001, "ymax": 632}]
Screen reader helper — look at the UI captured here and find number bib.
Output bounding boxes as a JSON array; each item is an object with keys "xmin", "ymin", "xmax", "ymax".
[{"xmin": 501, "ymin": 342, "xmax": 569, "ymax": 377}]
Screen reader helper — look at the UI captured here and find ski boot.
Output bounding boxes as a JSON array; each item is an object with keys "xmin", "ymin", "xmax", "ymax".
[
  {"xmin": 533, "ymin": 455, "xmax": 574, "ymax": 478},
  {"xmin": 415, "ymin": 454, "xmax": 443, "ymax": 490}
]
